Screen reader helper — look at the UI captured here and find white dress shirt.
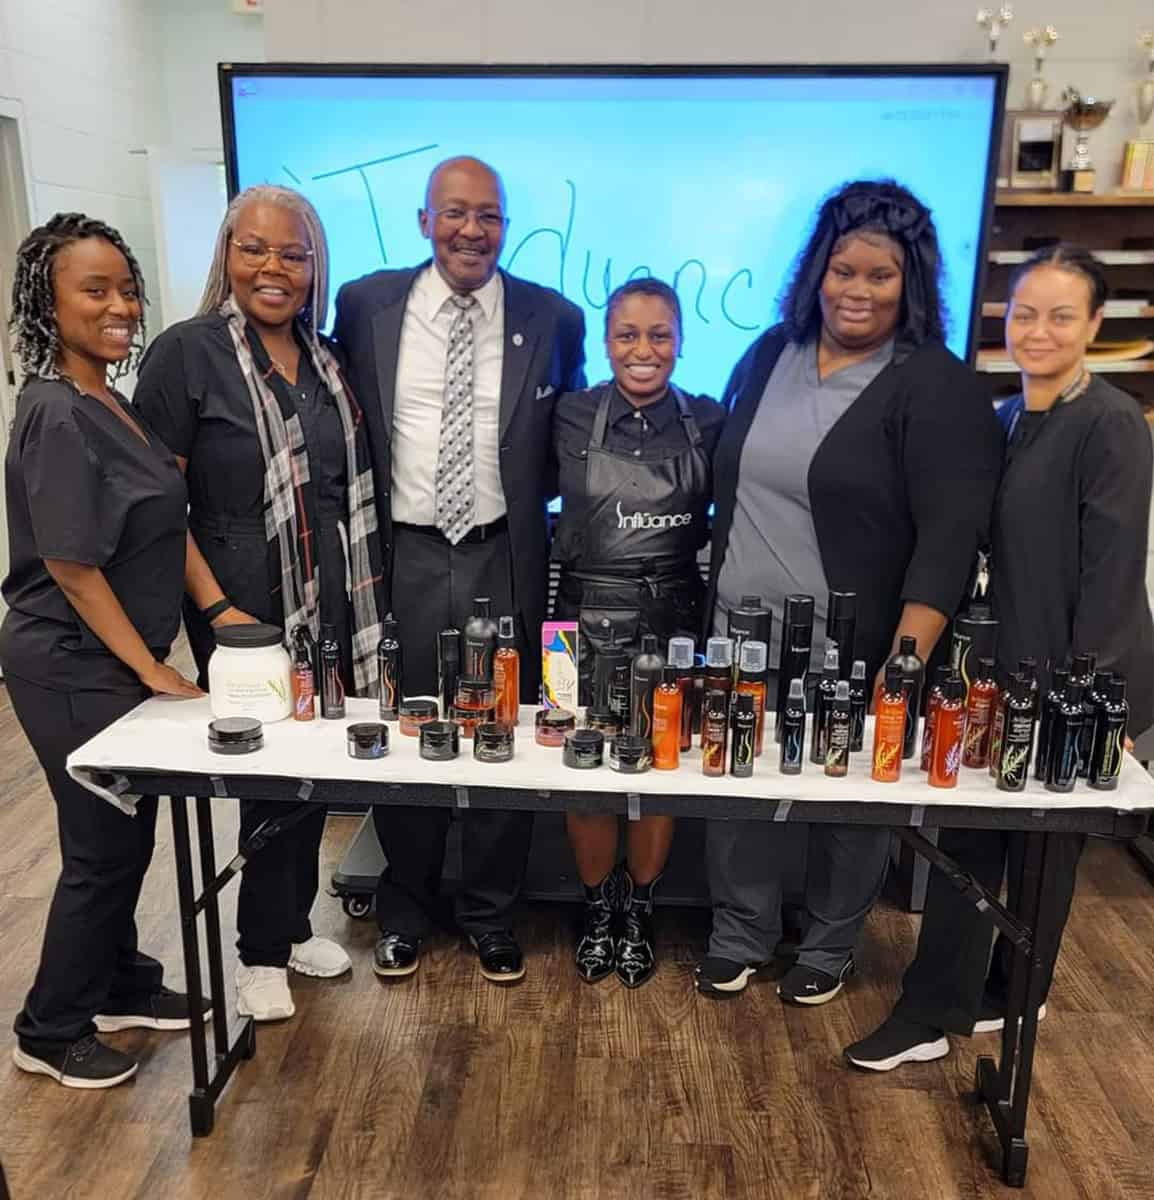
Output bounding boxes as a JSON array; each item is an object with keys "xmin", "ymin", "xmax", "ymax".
[{"xmin": 391, "ymin": 266, "xmax": 506, "ymax": 526}]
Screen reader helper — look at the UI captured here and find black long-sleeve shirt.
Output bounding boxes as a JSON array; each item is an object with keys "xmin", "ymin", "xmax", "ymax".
[{"xmin": 993, "ymin": 377, "xmax": 1154, "ymax": 733}]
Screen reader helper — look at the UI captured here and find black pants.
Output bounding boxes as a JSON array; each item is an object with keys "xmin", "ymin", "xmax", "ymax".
[
  {"xmin": 373, "ymin": 524, "xmax": 533, "ymax": 938},
  {"xmin": 895, "ymin": 827, "xmax": 1086, "ymax": 1034},
  {"xmin": 187, "ymin": 513, "xmax": 351, "ymax": 967},
  {"xmin": 9, "ymin": 675, "xmax": 164, "ymax": 1051}
]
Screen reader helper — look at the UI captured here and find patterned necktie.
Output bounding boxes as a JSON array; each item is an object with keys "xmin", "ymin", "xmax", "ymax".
[{"xmin": 435, "ymin": 294, "xmax": 477, "ymax": 544}]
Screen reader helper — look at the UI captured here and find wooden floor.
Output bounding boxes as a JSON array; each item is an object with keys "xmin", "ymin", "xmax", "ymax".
[{"xmin": 2, "ymin": 683, "xmax": 1154, "ymax": 1199}]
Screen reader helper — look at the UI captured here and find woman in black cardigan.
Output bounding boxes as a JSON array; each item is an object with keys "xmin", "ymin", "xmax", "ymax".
[{"xmin": 696, "ymin": 180, "xmax": 1003, "ymax": 1002}]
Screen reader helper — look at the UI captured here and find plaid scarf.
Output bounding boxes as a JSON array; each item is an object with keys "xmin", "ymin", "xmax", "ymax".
[{"xmin": 220, "ymin": 295, "xmax": 382, "ymax": 695}]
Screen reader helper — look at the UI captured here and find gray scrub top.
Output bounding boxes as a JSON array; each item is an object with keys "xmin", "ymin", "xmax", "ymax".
[{"xmin": 714, "ymin": 337, "xmax": 893, "ymax": 672}]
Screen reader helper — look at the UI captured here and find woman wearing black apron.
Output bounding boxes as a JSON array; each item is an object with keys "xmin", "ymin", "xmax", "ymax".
[
  {"xmin": 552, "ymin": 278, "xmax": 723, "ymax": 987},
  {"xmin": 135, "ymin": 186, "xmax": 384, "ymax": 1023}
]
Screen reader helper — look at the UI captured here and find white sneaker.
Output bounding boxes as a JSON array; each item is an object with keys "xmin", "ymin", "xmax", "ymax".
[
  {"xmin": 289, "ymin": 935, "xmax": 352, "ymax": 979},
  {"xmin": 235, "ymin": 965, "xmax": 295, "ymax": 1021}
]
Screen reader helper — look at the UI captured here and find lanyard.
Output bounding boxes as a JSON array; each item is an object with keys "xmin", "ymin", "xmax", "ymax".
[{"xmin": 1004, "ymin": 369, "xmax": 1091, "ymax": 464}]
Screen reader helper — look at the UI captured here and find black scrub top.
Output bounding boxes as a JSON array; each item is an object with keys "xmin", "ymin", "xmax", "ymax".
[
  {"xmin": 992, "ymin": 375, "xmax": 1154, "ymax": 733},
  {"xmin": 133, "ymin": 313, "xmax": 351, "ymax": 681},
  {"xmin": 0, "ymin": 377, "xmax": 187, "ymax": 692},
  {"xmin": 552, "ymin": 384, "xmax": 724, "ymax": 566}
]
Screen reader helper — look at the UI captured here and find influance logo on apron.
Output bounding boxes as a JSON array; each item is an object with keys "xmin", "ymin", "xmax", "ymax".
[{"xmin": 615, "ymin": 501, "xmax": 694, "ymax": 531}]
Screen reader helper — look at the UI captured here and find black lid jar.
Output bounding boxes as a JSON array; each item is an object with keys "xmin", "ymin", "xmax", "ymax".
[
  {"xmin": 420, "ymin": 720, "xmax": 461, "ymax": 760},
  {"xmin": 212, "ymin": 622, "xmax": 284, "ymax": 649},
  {"xmin": 474, "ymin": 722, "xmax": 515, "ymax": 763},
  {"xmin": 563, "ymin": 728, "xmax": 605, "ymax": 769},
  {"xmin": 609, "ymin": 734, "xmax": 651, "ymax": 774},
  {"xmin": 347, "ymin": 722, "xmax": 389, "ymax": 760},
  {"xmin": 399, "ymin": 699, "xmax": 439, "ymax": 736},
  {"xmin": 207, "ymin": 716, "xmax": 264, "ymax": 755}
]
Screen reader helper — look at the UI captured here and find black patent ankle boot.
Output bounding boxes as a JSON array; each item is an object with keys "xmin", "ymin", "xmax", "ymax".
[
  {"xmin": 575, "ymin": 872, "xmax": 616, "ymax": 983},
  {"xmin": 616, "ymin": 871, "xmax": 659, "ymax": 989}
]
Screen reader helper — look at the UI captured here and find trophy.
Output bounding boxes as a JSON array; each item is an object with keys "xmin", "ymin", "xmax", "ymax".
[
  {"xmin": 1061, "ymin": 88, "xmax": 1115, "ymax": 193},
  {"xmin": 1023, "ymin": 27, "xmax": 1059, "ymax": 109},
  {"xmin": 1139, "ymin": 32, "xmax": 1154, "ymax": 128},
  {"xmin": 976, "ymin": 6, "xmax": 1014, "ymax": 59}
]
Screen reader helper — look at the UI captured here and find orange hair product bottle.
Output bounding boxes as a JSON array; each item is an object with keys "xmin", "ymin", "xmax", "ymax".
[
  {"xmin": 929, "ymin": 676, "xmax": 966, "ymax": 789},
  {"xmin": 871, "ymin": 664, "xmax": 905, "ymax": 783},
  {"xmin": 493, "ymin": 616, "xmax": 521, "ymax": 726},
  {"xmin": 652, "ymin": 666, "xmax": 683, "ymax": 771}
]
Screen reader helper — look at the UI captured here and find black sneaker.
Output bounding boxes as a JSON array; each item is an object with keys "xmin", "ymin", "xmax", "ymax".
[
  {"xmin": 373, "ymin": 932, "xmax": 421, "ymax": 978},
  {"xmin": 777, "ymin": 957, "xmax": 855, "ymax": 1007},
  {"xmin": 695, "ymin": 956, "xmax": 766, "ymax": 998},
  {"xmin": 972, "ymin": 1002, "xmax": 1047, "ymax": 1034},
  {"xmin": 95, "ymin": 986, "xmax": 211, "ymax": 1032},
  {"xmin": 844, "ymin": 1016, "xmax": 950, "ymax": 1072},
  {"xmin": 13, "ymin": 1035, "xmax": 138, "ymax": 1089}
]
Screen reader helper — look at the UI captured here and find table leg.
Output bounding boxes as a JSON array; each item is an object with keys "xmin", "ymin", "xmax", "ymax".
[
  {"xmin": 195, "ymin": 797, "xmax": 231, "ymax": 1061},
  {"xmin": 976, "ymin": 829, "xmax": 1055, "ymax": 1188},
  {"xmin": 170, "ymin": 795, "xmax": 214, "ymax": 1136}
]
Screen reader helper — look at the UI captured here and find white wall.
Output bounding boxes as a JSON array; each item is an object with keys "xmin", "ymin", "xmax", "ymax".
[
  {"xmin": 0, "ymin": 0, "xmax": 162, "ymax": 316},
  {"xmin": 263, "ymin": 0, "xmax": 1154, "ymax": 193}
]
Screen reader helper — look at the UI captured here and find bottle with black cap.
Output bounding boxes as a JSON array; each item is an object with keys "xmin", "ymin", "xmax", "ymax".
[
  {"xmin": 1034, "ymin": 666, "xmax": 1069, "ymax": 782},
  {"xmin": 463, "ymin": 597, "xmax": 499, "ymax": 680},
  {"xmin": 668, "ymin": 636, "xmax": 696, "ymax": 752},
  {"xmin": 775, "ymin": 618, "xmax": 813, "ymax": 743},
  {"xmin": 1080, "ymin": 668, "xmax": 1112, "ymax": 779},
  {"xmin": 950, "ymin": 602, "xmax": 999, "ymax": 698},
  {"xmin": 377, "ymin": 613, "xmax": 403, "ymax": 721},
  {"xmin": 825, "ymin": 591, "xmax": 857, "ymax": 681},
  {"xmin": 848, "ymin": 659, "xmax": 867, "ymax": 752},
  {"xmin": 629, "ymin": 634, "xmax": 665, "ymax": 741},
  {"xmin": 825, "ymin": 680, "xmax": 852, "ymax": 777},
  {"xmin": 810, "ymin": 644, "xmax": 840, "ymax": 764},
  {"xmin": 437, "ymin": 628, "xmax": 461, "ymax": 719},
  {"xmin": 1045, "ymin": 681, "xmax": 1085, "ymax": 793},
  {"xmin": 1089, "ymin": 676, "xmax": 1129, "ymax": 791},
  {"xmin": 729, "ymin": 691, "xmax": 757, "ymax": 778},
  {"xmin": 886, "ymin": 635, "xmax": 924, "ymax": 760},
  {"xmin": 728, "ymin": 595, "xmax": 771, "ymax": 683},
  {"xmin": 995, "ymin": 675, "xmax": 1036, "ymax": 793},
  {"xmin": 595, "ymin": 631, "xmax": 632, "ymax": 728},
  {"xmin": 319, "ymin": 623, "xmax": 345, "ymax": 719}
]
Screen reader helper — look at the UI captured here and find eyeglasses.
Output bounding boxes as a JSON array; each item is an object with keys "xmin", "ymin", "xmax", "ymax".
[
  {"xmin": 231, "ymin": 240, "xmax": 314, "ymax": 272},
  {"xmin": 426, "ymin": 207, "xmax": 508, "ymax": 232}
]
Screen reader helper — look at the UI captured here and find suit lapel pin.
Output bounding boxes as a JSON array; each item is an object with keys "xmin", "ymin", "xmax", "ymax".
[{"xmin": 512, "ymin": 332, "xmax": 524, "ymax": 347}]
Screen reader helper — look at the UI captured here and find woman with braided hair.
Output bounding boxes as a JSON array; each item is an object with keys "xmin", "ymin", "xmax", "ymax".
[
  {"xmin": 696, "ymin": 179, "xmax": 1003, "ymax": 1002},
  {"xmin": 3, "ymin": 213, "xmax": 204, "ymax": 1088},
  {"xmin": 134, "ymin": 185, "xmax": 384, "ymax": 1022}
]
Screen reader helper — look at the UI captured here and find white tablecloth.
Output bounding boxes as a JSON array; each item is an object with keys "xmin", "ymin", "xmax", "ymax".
[{"xmin": 65, "ymin": 696, "xmax": 1154, "ymax": 817}]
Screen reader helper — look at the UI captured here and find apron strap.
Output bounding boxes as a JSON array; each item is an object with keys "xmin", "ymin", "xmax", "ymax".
[{"xmin": 589, "ymin": 384, "xmax": 703, "ymax": 451}]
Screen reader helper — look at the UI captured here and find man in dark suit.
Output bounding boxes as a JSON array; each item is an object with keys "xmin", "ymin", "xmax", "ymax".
[{"xmin": 334, "ymin": 156, "xmax": 586, "ymax": 984}]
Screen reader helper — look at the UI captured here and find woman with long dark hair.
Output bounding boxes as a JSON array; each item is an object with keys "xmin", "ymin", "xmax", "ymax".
[
  {"xmin": 697, "ymin": 180, "xmax": 1003, "ymax": 1002},
  {"xmin": 4, "ymin": 214, "xmax": 203, "ymax": 1088},
  {"xmin": 846, "ymin": 244, "xmax": 1154, "ymax": 1070}
]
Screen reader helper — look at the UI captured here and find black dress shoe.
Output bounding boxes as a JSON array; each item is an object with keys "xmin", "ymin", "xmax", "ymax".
[
  {"xmin": 575, "ymin": 876, "xmax": 616, "ymax": 983},
  {"xmin": 373, "ymin": 932, "xmax": 421, "ymax": 978},
  {"xmin": 469, "ymin": 930, "xmax": 525, "ymax": 984}
]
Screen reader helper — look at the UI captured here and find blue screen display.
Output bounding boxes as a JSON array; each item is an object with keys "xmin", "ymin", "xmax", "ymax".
[{"xmin": 226, "ymin": 70, "xmax": 1001, "ymax": 396}]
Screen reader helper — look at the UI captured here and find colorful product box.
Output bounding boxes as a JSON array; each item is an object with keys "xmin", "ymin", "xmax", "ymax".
[{"xmin": 541, "ymin": 622, "xmax": 579, "ymax": 710}]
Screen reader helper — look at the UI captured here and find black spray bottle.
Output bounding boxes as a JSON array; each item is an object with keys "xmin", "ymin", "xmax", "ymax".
[
  {"xmin": 629, "ymin": 634, "xmax": 665, "ymax": 741},
  {"xmin": 826, "ymin": 591, "xmax": 857, "ymax": 681},
  {"xmin": 779, "ymin": 678, "xmax": 807, "ymax": 776},
  {"xmin": 1045, "ymin": 682, "xmax": 1085, "ymax": 794},
  {"xmin": 1034, "ymin": 666, "xmax": 1069, "ymax": 782},
  {"xmin": 887, "ymin": 636, "xmax": 925, "ymax": 760},
  {"xmin": 437, "ymin": 628, "xmax": 461, "ymax": 719},
  {"xmin": 729, "ymin": 692, "xmax": 757, "ymax": 778},
  {"xmin": 776, "ymin": 619, "xmax": 813, "ymax": 743},
  {"xmin": 1089, "ymin": 676, "xmax": 1128, "ymax": 791},
  {"xmin": 996, "ymin": 675, "xmax": 1036, "ymax": 793},
  {"xmin": 810, "ymin": 644, "xmax": 839, "ymax": 764},
  {"xmin": 463, "ymin": 597, "xmax": 499, "ymax": 681},
  {"xmin": 825, "ymin": 680, "xmax": 852, "ymax": 777},
  {"xmin": 377, "ymin": 614, "xmax": 404, "ymax": 721},
  {"xmin": 848, "ymin": 659, "xmax": 868, "ymax": 752},
  {"xmin": 319, "ymin": 623, "xmax": 345, "ymax": 719}
]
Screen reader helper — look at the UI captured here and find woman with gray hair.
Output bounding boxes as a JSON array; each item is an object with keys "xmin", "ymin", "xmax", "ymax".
[{"xmin": 135, "ymin": 185, "xmax": 385, "ymax": 1022}]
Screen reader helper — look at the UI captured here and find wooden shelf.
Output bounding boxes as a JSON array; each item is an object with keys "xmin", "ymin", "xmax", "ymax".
[
  {"xmin": 995, "ymin": 192, "xmax": 1154, "ymax": 207},
  {"xmin": 978, "ymin": 358, "xmax": 1154, "ymax": 375},
  {"xmin": 989, "ymin": 249, "xmax": 1154, "ymax": 266},
  {"xmin": 982, "ymin": 302, "xmax": 1154, "ymax": 318}
]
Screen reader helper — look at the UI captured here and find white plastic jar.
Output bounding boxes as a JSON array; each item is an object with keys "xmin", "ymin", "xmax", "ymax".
[{"xmin": 207, "ymin": 623, "xmax": 293, "ymax": 723}]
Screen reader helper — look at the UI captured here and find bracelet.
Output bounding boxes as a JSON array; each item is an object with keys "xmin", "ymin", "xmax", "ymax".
[{"xmin": 201, "ymin": 598, "xmax": 233, "ymax": 623}]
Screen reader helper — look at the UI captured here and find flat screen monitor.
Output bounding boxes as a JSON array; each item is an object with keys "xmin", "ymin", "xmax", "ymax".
[{"xmin": 221, "ymin": 64, "xmax": 1006, "ymax": 396}]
